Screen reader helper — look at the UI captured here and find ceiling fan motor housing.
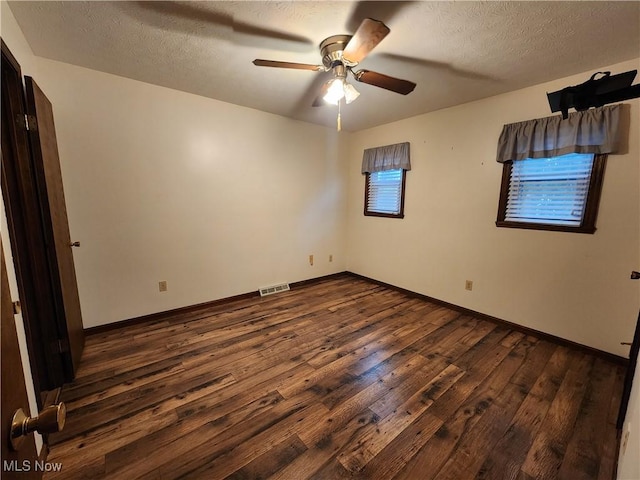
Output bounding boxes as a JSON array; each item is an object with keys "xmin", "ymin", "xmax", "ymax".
[{"xmin": 320, "ymin": 35, "xmax": 353, "ymax": 69}]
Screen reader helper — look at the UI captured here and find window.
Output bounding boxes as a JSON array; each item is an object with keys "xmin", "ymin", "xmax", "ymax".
[
  {"xmin": 494, "ymin": 105, "xmax": 624, "ymax": 234},
  {"xmin": 364, "ymin": 168, "xmax": 407, "ymax": 218},
  {"xmin": 496, "ymin": 153, "xmax": 607, "ymax": 233},
  {"xmin": 361, "ymin": 142, "xmax": 410, "ymax": 218}
]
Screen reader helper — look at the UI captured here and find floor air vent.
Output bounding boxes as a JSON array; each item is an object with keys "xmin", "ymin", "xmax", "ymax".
[{"xmin": 259, "ymin": 283, "xmax": 290, "ymax": 297}]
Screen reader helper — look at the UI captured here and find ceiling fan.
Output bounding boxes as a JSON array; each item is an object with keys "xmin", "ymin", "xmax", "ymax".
[{"xmin": 252, "ymin": 18, "xmax": 416, "ymax": 114}]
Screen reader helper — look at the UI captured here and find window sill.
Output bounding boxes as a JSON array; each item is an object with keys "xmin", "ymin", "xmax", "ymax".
[
  {"xmin": 495, "ymin": 220, "xmax": 596, "ymax": 234},
  {"xmin": 364, "ymin": 212, "xmax": 405, "ymax": 219}
]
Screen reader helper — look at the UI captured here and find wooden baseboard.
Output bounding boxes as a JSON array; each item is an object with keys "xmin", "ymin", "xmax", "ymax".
[
  {"xmin": 84, "ymin": 270, "xmax": 627, "ymax": 366},
  {"xmin": 289, "ymin": 271, "xmax": 350, "ymax": 289},
  {"xmin": 345, "ymin": 271, "xmax": 629, "ymax": 367},
  {"xmin": 84, "ymin": 291, "xmax": 259, "ymax": 336},
  {"xmin": 84, "ymin": 272, "xmax": 350, "ymax": 336}
]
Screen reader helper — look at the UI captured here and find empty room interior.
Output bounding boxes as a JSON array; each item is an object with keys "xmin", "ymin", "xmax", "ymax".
[{"xmin": 1, "ymin": 1, "xmax": 640, "ymax": 479}]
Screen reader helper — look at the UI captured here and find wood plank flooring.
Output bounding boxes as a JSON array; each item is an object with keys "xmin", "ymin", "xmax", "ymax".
[{"xmin": 44, "ymin": 275, "xmax": 625, "ymax": 479}]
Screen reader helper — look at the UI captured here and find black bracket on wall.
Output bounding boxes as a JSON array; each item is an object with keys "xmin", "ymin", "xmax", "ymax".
[{"xmin": 547, "ymin": 70, "xmax": 640, "ymax": 119}]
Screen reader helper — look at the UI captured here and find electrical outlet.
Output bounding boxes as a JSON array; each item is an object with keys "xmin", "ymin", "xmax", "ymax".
[
  {"xmin": 329, "ymin": 254, "xmax": 333, "ymax": 262},
  {"xmin": 309, "ymin": 255, "xmax": 314, "ymax": 266},
  {"xmin": 465, "ymin": 280, "xmax": 473, "ymax": 291},
  {"xmin": 159, "ymin": 281, "xmax": 168, "ymax": 292}
]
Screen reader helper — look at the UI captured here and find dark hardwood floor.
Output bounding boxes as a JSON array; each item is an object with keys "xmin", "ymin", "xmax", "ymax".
[{"xmin": 45, "ymin": 275, "xmax": 625, "ymax": 479}]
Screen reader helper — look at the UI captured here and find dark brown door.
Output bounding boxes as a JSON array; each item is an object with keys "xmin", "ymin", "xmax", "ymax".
[
  {"xmin": 24, "ymin": 76, "xmax": 85, "ymax": 375},
  {"xmin": 1, "ymin": 242, "xmax": 42, "ymax": 480},
  {"xmin": 1, "ymin": 39, "xmax": 66, "ymax": 395},
  {"xmin": 617, "ymin": 310, "xmax": 640, "ymax": 430},
  {"xmin": 1, "ymin": 39, "xmax": 84, "ymax": 399}
]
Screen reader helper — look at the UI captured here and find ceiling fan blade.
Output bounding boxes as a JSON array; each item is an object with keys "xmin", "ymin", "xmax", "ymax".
[
  {"xmin": 312, "ymin": 97, "xmax": 327, "ymax": 107},
  {"xmin": 312, "ymin": 81, "xmax": 331, "ymax": 107},
  {"xmin": 253, "ymin": 59, "xmax": 324, "ymax": 71},
  {"xmin": 353, "ymin": 69, "xmax": 416, "ymax": 95},
  {"xmin": 346, "ymin": 2, "xmax": 416, "ymax": 32},
  {"xmin": 130, "ymin": 2, "xmax": 313, "ymax": 52},
  {"xmin": 342, "ymin": 18, "xmax": 390, "ymax": 65}
]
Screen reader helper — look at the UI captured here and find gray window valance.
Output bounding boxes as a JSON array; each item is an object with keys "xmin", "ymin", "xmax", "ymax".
[
  {"xmin": 496, "ymin": 104, "xmax": 623, "ymax": 163},
  {"xmin": 361, "ymin": 142, "xmax": 411, "ymax": 173}
]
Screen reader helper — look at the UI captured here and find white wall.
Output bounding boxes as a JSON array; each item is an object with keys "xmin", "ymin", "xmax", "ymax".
[
  {"xmin": 0, "ymin": 0, "xmax": 44, "ymax": 454},
  {"xmin": 346, "ymin": 59, "xmax": 640, "ymax": 358},
  {"xmin": 30, "ymin": 58, "xmax": 349, "ymax": 328}
]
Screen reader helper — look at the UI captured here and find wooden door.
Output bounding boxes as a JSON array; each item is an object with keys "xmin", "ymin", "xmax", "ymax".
[
  {"xmin": 617, "ymin": 310, "xmax": 640, "ymax": 430},
  {"xmin": 24, "ymin": 76, "xmax": 85, "ymax": 376},
  {"xmin": 1, "ymin": 40, "xmax": 66, "ymax": 394},
  {"xmin": 1, "ymin": 242, "xmax": 41, "ymax": 480}
]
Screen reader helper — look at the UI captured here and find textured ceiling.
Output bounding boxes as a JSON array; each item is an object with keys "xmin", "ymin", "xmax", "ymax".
[{"xmin": 7, "ymin": 1, "xmax": 640, "ymax": 131}]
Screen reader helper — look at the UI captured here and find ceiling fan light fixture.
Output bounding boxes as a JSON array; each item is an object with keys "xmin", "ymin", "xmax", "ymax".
[
  {"xmin": 344, "ymin": 82, "xmax": 360, "ymax": 104},
  {"xmin": 323, "ymin": 78, "xmax": 345, "ymax": 104},
  {"xmin": 323, "ymin": 79, "xmax": 360, "ymax": 105}
]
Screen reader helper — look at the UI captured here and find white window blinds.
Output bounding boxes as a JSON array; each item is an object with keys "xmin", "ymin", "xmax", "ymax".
[
  {"xmin": 505, "ymin": 153, "xmax": 595, "ymax": 226},
  {"xmin": 367, "ymin": 169, "xmax": 404, "ymax": 215}
]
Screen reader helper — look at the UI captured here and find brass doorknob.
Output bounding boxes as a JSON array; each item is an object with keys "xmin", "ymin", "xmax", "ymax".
[{"xmin": 10, "ymin": 403, "xmax": 66, "ymax": 451}]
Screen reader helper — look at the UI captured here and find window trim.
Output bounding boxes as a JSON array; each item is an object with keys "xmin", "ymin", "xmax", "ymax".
[
  {"xmin": 495, "ymin": 153, "xmax": 607, "ymax": 234},
  {"xmin": 364, "ymin": 169, "xmax": 407, "ymax": 219}
]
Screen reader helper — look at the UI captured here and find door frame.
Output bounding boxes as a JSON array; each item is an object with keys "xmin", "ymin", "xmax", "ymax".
[{"xmin": 1, "ymin": 39, "xmax": 66, "ymax": 403}]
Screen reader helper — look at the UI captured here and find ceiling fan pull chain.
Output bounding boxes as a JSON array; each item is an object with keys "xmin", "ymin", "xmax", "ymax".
[{"xmin": 337, "ymin": 99, "xmax": 342, "ymax": 132}]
